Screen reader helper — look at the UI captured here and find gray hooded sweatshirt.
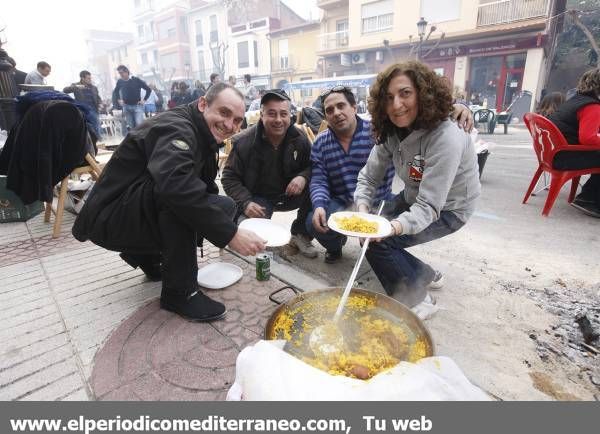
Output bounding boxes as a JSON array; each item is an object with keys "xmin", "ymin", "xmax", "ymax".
[{"xmin": 354, "ymin": 119, "xmax": 481, "ymax": 235}]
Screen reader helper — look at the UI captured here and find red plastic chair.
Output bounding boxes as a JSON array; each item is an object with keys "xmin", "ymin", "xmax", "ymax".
[{"xmin": 522, "ymin": 112, "xmax": 600, "ymax": 216}]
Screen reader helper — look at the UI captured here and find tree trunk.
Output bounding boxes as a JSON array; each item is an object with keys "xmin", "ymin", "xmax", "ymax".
[{"xmin": 569, "ymin": 10, "xmax": 600, "ymax": 61}]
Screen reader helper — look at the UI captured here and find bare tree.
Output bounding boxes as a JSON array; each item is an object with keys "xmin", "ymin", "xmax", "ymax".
[
  {"xmin": 210, "ymin": 41, "xmax": 228, "ymax": 79},
  {"xmin": 568, "ymin": 9, "xmax": 600, "ymax": 65}
]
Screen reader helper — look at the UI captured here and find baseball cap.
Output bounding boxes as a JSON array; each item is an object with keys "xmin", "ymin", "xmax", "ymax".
[{"xmin": 260, "ymin": 89, "xmax": 291, "ymax": 105}]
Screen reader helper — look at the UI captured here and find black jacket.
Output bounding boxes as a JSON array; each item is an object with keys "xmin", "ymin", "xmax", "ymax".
[
  {"xmin": 112, "ymin": 76, "xmax": 151, "ymax": 106},
  {"xmin": 72, "ymin": 102, "xmax": 237, "ymax": 252},
  {"xmin": 548, "ymin": 93, "xmax": 600, "ymax": 145},
  {"xmin": 221, "ymin": 120, "xmax": 311, "ymax": 211},
  {"xmin": 63, "ymin": 82, "xmax": 101, "ymax": 112},
  {"xmin": 0, "ymin": 100, "xmax": 87, "ymax": 204}
]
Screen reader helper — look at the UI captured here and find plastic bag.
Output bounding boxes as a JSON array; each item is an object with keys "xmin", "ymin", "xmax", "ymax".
[
  {"xmin": 64, "ymin": 179, "xmax": 94, "ymax": 215},
  {"xmin": 226, "ymin": 340, "xmax": 490, "ymax": 401}
]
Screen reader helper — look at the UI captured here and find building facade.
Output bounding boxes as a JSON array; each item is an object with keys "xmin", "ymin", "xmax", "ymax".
[
  {"xmin": 188, "ymin": 0, "xmax": 229, "ymax": 83},
  {"xmin": 133, "ymin": 0, "xmax": 192, "ymax": 91},
  {"xmin": 85, "ymin": 30, "xmax": 137, "ymax": 99},
  {"xmin": 269, "ymin": 22, "xmax": 321, "ymax": 104},
  {"xmin": 226, "ymin": 0, "xmax": 307, "ymax": 90},
  {"xmin": 316, "ymin": 0, "xmax": 566, "ymax": 111}
]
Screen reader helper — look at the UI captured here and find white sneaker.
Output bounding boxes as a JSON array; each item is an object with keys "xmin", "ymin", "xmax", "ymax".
[
  {"xmin": 427, "ymin": 270, "xmax": 444, "ymax": 290},
  {"xmin": 289, "ymin": 234, "xmax": 318, "ymax": 259},
  {"xmin": 411, "ymin": 293, "xmax": 439, "ymax": 320}
]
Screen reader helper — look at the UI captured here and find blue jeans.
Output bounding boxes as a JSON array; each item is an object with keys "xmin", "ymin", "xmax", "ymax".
[
  {"xmin": 305, "ymin": 198, "xmax": 348, "ymax": 253},
  {"xmin": 123, "ymin": 104, "xmax": 145, "ymax": 130},
  {"xmin": 365, "ymin": 193, "xmax": 465, "ymax": 307},
  {"xmin": 145, "ymin": 104, "xmax": 157, "ymax": 116}
]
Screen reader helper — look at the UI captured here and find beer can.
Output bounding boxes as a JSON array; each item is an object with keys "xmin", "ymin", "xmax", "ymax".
[{"xmin": 256, "ymin": 253, "xmax": 271, "ymax": 281}]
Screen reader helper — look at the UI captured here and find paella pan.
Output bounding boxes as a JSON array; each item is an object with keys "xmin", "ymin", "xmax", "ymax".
[{"xmin": 265, "ymin": 288, "xmax": 434, "ymax": 380}]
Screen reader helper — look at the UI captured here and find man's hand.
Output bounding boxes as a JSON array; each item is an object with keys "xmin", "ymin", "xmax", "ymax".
[
  {"xmin": 228, "ymin": 228, "xmax": 267, "ymax": 256},
  {"xmin": 244, "ymin": 201, "xmax": 267, "ymax": 218},
  {"xmin": 452, "ymin": 104, "xmax": 474, "ymax": 133},
  {"xmin": 118, "ymin": 99, "xmax": 124, "ymax": 106},
  {"xmin": 370, "ymin": 220, "xmax": 402, "ymax": 243},
  {"xmin": 312, "ymin": 207, "xmax": 328, "ymax": 233},
  {"xmin": 285, "ymin": 176, "xmax": 306, "ymax": 196},
  {"xmin": 138, "ymin": 100, "xmax": 145, "ymax": 105}
]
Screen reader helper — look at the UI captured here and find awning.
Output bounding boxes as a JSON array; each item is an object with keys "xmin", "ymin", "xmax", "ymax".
[{"xmin": 283, "ymin": 74, "xmax": 376, "ymax": 91}]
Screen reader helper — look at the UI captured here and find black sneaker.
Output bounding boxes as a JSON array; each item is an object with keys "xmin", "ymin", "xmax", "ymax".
[
  {"xmin": 120, "ymin": 253, "xmax": 162, "ymax": 281},
  {"xmin": 324, "ymin": 250, "xmax": 342, "ymax": 264},
  {"xmin": 160, "ymin": 288, "xmax": 227, "ymax": 322},
  {"xmin": 571, "ymin": 199, "xmax": 600, "ymax": 218}
]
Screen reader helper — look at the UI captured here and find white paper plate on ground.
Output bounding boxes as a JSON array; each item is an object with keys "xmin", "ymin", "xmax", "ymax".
[
  {"xmin": 328, "ymin": 211, "xmax": 392, "ymax": 238},
  {"xmin": 238, "ymin": 218, "xmax": 291, "ymax": 247},
  {"xmin": 197, "ymin": 262, "xmax": 243, "ymax": 289}
]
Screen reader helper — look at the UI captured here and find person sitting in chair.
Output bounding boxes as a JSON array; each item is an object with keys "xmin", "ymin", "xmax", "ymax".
[{"xmin": 548, "ymin": 68, "xmax": 600, "ymax": 218}]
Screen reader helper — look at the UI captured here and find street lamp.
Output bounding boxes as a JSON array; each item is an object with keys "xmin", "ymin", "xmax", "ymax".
[{"xmin": 416, "ymin": 17, "xmax": 428, "ymax": 60}]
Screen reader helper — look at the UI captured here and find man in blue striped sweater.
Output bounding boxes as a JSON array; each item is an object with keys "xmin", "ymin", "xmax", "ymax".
[{"xmin": 307, "ymin": 87, "xmax": 394, "ymax": 263}]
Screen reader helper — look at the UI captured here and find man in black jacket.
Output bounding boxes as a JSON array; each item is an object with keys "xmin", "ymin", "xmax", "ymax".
[
  {"xmin": 222, "ymin": 89, "xmax": 317, "ymax": 258},
  {"xmin": 64, "ymin": 70, "xmax": 102, "ymax": 136},
  {"xmin": 73, "ymin": 83, "xmax": 266, "ymax": 321},
  {"xmin": 111, "ymin": 65, "xmax": 151, "ymax": 130}
]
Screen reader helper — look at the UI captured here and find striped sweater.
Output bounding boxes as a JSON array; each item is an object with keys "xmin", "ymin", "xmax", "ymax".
[{"xmin": 309, "ymin": 117, "xmax": 394, "ymax": 210}]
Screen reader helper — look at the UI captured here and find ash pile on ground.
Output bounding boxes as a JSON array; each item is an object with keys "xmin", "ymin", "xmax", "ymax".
[{"xmin": 496, "ymin": 275, "xmax": 600, "ymax": 394}]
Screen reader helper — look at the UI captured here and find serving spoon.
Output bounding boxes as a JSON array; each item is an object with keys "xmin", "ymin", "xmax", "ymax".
[{"xmin": 309, "ymin": 201, "xmax": 386, "ymax": 356}]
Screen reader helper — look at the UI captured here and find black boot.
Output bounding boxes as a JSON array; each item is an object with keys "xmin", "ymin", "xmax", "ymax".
[
  {"xmin": 120, "ymin": 253, "xmax": 162, "ymax": 281},
  {"xmin": 160, "ymin": 286, "xmax": 227, "ymax": 322}
]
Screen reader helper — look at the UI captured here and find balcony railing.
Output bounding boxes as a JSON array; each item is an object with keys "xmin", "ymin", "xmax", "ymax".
[
  {"xmin": 477, "ymin": 0, "xmax": 550, "ymax": 26},
  {"xmin": 318, "ymin": 30, "xmax": 349, "ymax": 51}
]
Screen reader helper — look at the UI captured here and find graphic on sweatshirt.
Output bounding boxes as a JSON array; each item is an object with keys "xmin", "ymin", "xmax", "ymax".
[{"xmin": 408, "ymin": 154, "xmax": 424, "ymax": 182}]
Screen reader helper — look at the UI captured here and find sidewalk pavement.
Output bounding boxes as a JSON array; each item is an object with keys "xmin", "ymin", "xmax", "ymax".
[{"xmin": 0, "ymin": 210, "xmax": 319, "ymax": 401}]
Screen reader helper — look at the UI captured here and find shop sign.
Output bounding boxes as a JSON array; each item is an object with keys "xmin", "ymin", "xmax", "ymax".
[{"xmin": 426, "ymin": 36, "xmax": 546, "ymax": 59}]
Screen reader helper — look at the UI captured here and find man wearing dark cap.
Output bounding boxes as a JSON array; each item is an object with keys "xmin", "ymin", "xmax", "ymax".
[{"xmin": 222, "ymin": 89, "xmax": 318, "ymax": 258}]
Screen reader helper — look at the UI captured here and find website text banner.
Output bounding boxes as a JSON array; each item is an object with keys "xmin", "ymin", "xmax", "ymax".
[{"xmin": 2, "ymin": 402, "xmax": 598, "ymax": 434}]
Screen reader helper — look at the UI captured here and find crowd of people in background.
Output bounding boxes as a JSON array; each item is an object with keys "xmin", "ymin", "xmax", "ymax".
[{"xmin": 5, "ymin": 57, "xmax": 275, "ymax": 136}]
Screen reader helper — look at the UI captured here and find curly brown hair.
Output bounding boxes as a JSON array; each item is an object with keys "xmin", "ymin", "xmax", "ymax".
[
  {"xmin": 368, "ymin": 61, "xmax": 454, "ymax": 143},
  {"xmin": 576, "ymin": 68, "xmax": 600, "ymax": 97}
]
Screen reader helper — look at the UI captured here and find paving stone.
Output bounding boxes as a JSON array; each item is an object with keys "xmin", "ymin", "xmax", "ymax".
[
  {"xmin": 99, "ymin": 384, "xmax": 141, "ymax": 401},
  {"xmin": 0, "ymin": 344, "xmax": 74, "ymax": 388},
  {"xmin": 19, "ymin": 373, "xmax": 86, "ymax": 401},
  {"xmin": 0, "ymin": 334, "xmax": 71, "ymax": 371},
  {"xmin": 1, "ymin": 323, "xmax": 67, "ymax": 357},
  {"xmin": 2, "ymin": 305, "xmax": 61, "ymax": 331},
  {"xmin": 0, "ymin": 281, "xmax": 50, "ymax": 303},
  {"xmin": 157, "ymin": 362, "xmax": 236, "ymax": 391},
  {"xmin": 0, "ymin": 289, "xmax": 54, "ymax": 313},
  {"xmin": 60, "ymin": 387, "xmax": 90, "ymax": 401},
  {"xmin": 1, "ymin": 212, "xmax": 285, "ymax": 401},
  {"xmin": 0, "ymin": 295, "xmax": 56, "ymax": 321},
  {"xmin": 183, "ymin": 347, "xmax": 238, "ymax": 368},
  {"xmin": 0, "ymin": 312, "xmax": 61, "ymax": 344},
  {"xmin": 0, "ymin": 358, "xmax": 80, "ymax": 400}
]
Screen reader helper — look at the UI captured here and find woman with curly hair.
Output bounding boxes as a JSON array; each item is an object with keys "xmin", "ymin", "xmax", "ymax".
[
  {"xmin": 548, "ymin": 68, "xmax": 600, "ymax": 217},
  {"xmin": 354, "ymin": 61, "xmax": 481, "ymax": 319}
]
